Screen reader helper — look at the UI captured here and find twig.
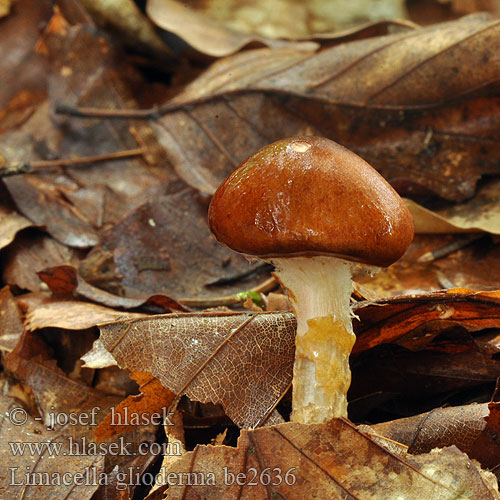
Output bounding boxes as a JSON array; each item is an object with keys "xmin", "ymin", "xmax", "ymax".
[
  {"xmin": 179, "ymin": 276, "xmax": 278, "ymax": 308},
  {"xmin": 417, "ymin": 233, "xmax": 484, "ymax": 263},
  {"xmin": 0, "ymin": 148, "xmax": 146, "ymax": 177},
  {"xmin": 55, "ymin": 101, "xmax": 167, "ymax": 120}
]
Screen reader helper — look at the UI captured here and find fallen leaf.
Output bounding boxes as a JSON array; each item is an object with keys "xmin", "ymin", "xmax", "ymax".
[
  {"xmin": 94, "ymin": 371, "xmax": 175, "ymax": 441},
  {"xmin": 408, "ymin": 178, "xmax": 500, "ymax": 235},
  {"xmin": 355, "ymin": 233, "xmax": 500, "ymax": 297},
  {"xmin": 470, "ymin": 402, "xmax": 500, "ymax": 473},
  {"xmin": 146, "ymin": 0, "xmax": 318, "ymax": 58},
  {"xmin": 79, "ymin": 0, "xmax": 173, "ymax": 59},
  {"xmin": 0, "ymin": 286, "xmax": 24, "ymax": 352},
  {"xmin": 152, "ymin": 14, "xmax": 500, "ymax": 201},
  {"xmin": 162, "ymin": 418, "xmax": 499, "ymax": 499},
  {"xmin": 353, "ymin": 288, "xmax": 500, "ymax": 353},
  {"xmin": 2, "ymin": 14, "xmax": 182, "ymax": 248},
  {"xmin": 25, "ymin": 299, "xmax": 145, "ymax": 332},
  {"xmin": 2, "ymin": 231, "xmax": 80, "ymax": 292},
  {"xmin": 81, "ymin": 338, "xmax": 118, "ymax": 369},
  {"xmin": 0, "ymin": 194, "xmax": 32, "ymax": 250},
  {"xmin": 39, "ymin": 265, "xmax": 187, "ymax": 312},
  {"xmin": 80, "ymin": 189, "xmax": 271, "ymax": 300},
  {"xmin": 0, "ymin": 0, "xmax": 50, "ymax": 132},
  {"xmin": 99, "ymin": 311, "xmax": 296, "ymax": 428},
  {"xmin": 4, "ymin": 330, "xmax": 159, "ymax": 494},
  {"xmin": 0, "ymin": 392, "xmax": 104, "ymax": 500},
  {"xmin": 373, "ymin": 402, "xmax": 500, "ymax": 476}
]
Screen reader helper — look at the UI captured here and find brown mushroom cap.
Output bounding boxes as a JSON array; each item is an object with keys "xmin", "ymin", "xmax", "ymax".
[{"xmin": 209, "ymin": 136, "xmax": 414, "ymax": 267}]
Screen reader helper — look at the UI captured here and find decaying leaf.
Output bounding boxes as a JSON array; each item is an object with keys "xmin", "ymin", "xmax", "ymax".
[
  {"xmin": 38, "ymin": 264, "xmax": 187, "ymax": 312},
  {"xmin": 355, "ymin": 233, "xmax": 500, "ymax": 297},
  {"xmin": 99, "ymin": 312, "xmax": 296, "ymax": 428},
  {"xmin": 94, "ymin": 371, "xmax": 175, "ymax": 441},
  {"xmin": 373, "ymin": 402, "xmax": 500, "ymax": 476},
  {"xmin": 152, "ymin": 14, "xmax": 500, "ymax": 202},
  {"xmin": 78, "ymin": 0, "xmax": 173, "ymax": 59},
  {"xmin": 25, "ymin": 298, "xmax": 145, "ymax": 332},
  {"xmin": 353, "ymin": 288, "xmax": 500, "ymax": 353},
  {"xmin": 0, "ymin": 392, "xmax": 104, "ymax": 500},
  {"xmin": 146, "ymin": 0, "xmax": 318, "ymax": 58},
  {"xmin": 408, "ymin": 178, "xmax": 500, "ymax": 235},
  {"xmin": 0, "ymin": 0, "xmax": 50, "ymax": 132},
  {"xmin": 0, "ymin": 195, "xmax": 32, "ymax": 250},
  {"xmin": 0, "ymin": 286, "xmax": 24, "ymax": 352},
  {"xmin": 2, "ymin": 13, "xmax": 181, "ymax": 248},
  {"xmin": 2, "ymin": 232, "xmax": 80, "ymax": 292},
  {"xmin": 79, "ymin": 189, "xmax": 271, "ymax": 300},
  {"xmin": 81, "ymin": 338, "xmax": 118, "ymax": 369},
  {"xmin": 162, "ymin": 418, "xmax": 499, "ymax": 499}
]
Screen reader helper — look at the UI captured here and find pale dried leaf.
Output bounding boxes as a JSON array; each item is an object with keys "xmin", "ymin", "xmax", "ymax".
[
  {"xmin": 80, "ymin": 0, "xmax": 172, "ymax": 58},
  {"xmin": 153, "ymin": 14, "xmax": 500, "ymax": 201},
  {"xmin": 146, "ymin": 0, "xmax": 318, "ymax": 57},
  {"xmin": 99, "ymin": 312, "xmax": 296, "ymax": 428},
  {"xmin": 408, "ymin": 178, "xmax": 500, "ymax": 234},
  {"xmin": 163, "ymin": 418, "xmax": 499, "ymax": 499},
  {"xmin": 81, "ymin": 338, "xmax": 118, "ymax": 369},
  {"xmin": 0, "ymin": 286, "xmax": 24, "ymax": 352},
  {"xmin": 0, "ymin": 207, "xmax": 32, "ymax": 250},
  {"xmin": 26, "ymin": 300, "xmax": 145, "ymax": 332},
  {"xmin": 0, "ymin": 393, "xmax": 104, "ymax": 500}
]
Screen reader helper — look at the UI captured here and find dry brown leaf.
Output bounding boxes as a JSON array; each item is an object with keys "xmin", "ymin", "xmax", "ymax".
[
  {"xmin": 0, "ymin": 286, "xmax": 24, "ymax": 352},
  {"xmin": 94, "ymin": 371, "xmax": 175, "ymax": 441},
  {"xmin": 99, "ymin": 312, "xmax": 296, "ymax": 428},
  {"xmin": 0, "ymin": 392, "xmax": 104, "ymax": 500},
  {"xmin": 373, "ymin": 402, "xmax": 500, "ymax": 476},
  {"xmin": 353, "ymin": 288, "xmax": 500, "ymax": 353},
  {"xmin": 4, "ymin": 333, "xmax": 121, "ymax": 431},
  {"xmin": 162, "ymin": 418, "xmax": 499, "ymax": 499},
  {"xmin": 152, "ymin": 14, "xmax": 500, "ymax": 202},
  {"xmin": 79, "ymin": 189, "xmax": 271, "ymax": 300},
  {"xmin": 147, "ymin": 0, "xmax": 411, "ymax": 49},
  {"xmin": 374, "ymin": 403, "xmax": 489, "ymax": 452},
  {"xmin": 3, "ymin": 331, "xmax": 159, "ymax": 494},
  {"xmin": 2, "ymin": 232, "xmax": 79, "ymax": 292},
  {"xmin": 25, "ymin": 299, "xmax": 145, "ymax": 332},
  {"xmin": 0, "ymin": 195, "xmax": 32, "ymax": 250},
  {"xmin": 408, "ymin": 178, "xmax": 500, "ymax": 234},
  {"xmin": 355, "ymin": 233, "xmax": 500, "ymax": 297},
  {"xmin": 2, "ymin": 13, "xmax": 181, "ymax": 248},
  {"xmin": 0, "ymin": 0, "xmax": 50, "ymax": 132},
  {"xmin": 146, "ymin": 0, "xmax": 318, "ymax": 58},
  {"xmin": 470, "ymin": 402, "xmax": 500, "ymax": 474},
  {"xmin": 38, "ymin": 264, "xmax": 187, "ymax": 312},
  {"xmin": 79, "ymin": 0, "xmax": 173, "ymax": 59}
]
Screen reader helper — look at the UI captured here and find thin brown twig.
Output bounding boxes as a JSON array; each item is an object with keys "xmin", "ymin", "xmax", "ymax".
[
  {"xmin": 178, "ymin": 276, "xmax": 278, "ymax": 308},
  {"xmin": 0, "ymin": 148, "xmax": 146, "ymax": 177},
  {"xmin": 55, "ymin": 101, "xmax": 168, "ymax": 120}
]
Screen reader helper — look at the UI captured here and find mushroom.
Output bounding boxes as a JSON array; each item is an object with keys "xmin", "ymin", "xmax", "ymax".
[{"xmin": 208, "ymin": 136, "xmax": 414, "ymax": 424}]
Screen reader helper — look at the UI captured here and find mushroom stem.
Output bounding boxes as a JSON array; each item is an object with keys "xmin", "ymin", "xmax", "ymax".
[{"xmin": 270, "ymin": 256, "xmax": 357, "ymax": 424}]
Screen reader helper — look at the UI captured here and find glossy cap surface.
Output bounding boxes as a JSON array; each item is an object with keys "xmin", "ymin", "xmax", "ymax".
[{"xmin": 209, "ymin": 137, "xmax": 414, "ymax": 267}]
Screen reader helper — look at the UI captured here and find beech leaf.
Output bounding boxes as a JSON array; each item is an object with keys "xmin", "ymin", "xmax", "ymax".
[
  {"xmin": 153, "ymin": 14, "xmax": 500, "ymax": 201},
  {"xmin": 373, "ymin": 402, "xmax": 500, "ymax": 476},
  {"xmin": 162, "ymin": 418, "xmax": 499, "ymax": 499},
  {"xmin": 0, "ymin": 392, "xmax": 104, "ymax": 500},
  {"xmin": 99, "ymin": 312, "xmax": 296, "ymax": 428}
]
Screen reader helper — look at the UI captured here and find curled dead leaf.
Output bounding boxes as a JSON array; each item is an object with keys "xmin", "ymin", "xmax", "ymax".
[{"xmin": 162, "ymin": 418, "xmax": 499, "ymax": 499}]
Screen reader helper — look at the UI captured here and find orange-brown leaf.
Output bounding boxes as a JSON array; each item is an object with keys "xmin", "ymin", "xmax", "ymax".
[{"xmin": 94, "ymin": 371, "xmax": 175, "ymax": 441}]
